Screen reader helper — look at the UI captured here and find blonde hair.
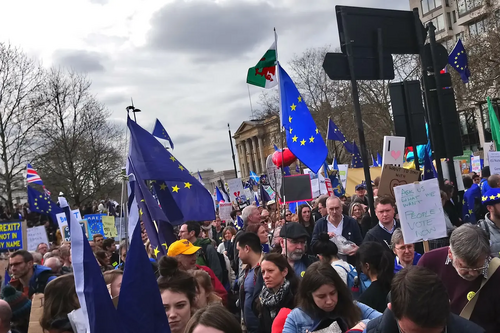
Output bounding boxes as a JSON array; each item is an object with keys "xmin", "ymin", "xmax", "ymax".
[{"xmin": 191, "ymin": 270, "xmax": 221, "ymax": 305}]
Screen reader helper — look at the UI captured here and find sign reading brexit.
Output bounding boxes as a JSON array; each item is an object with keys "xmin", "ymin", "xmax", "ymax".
[{"xmin": 0, "ymin": 221, "xmax": 23, "ymax": 250}]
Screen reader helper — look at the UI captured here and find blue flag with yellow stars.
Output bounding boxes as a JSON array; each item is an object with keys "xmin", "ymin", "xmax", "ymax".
[
  {"xmin": 27, "ymin": 186, "xmax": 62, "ymax": 225},
  {"xmin": 422, "ymin": 149, "xmax": 437, "ymax": 180},
  {"xmin": 279, "ymin": 64, "xmax": 327, "ymax": 173},
  {"xmin": 129, "ymin": 158, "xmax": 176, "ymax": 259},
  {"xmin": 448, "ymin": 39, "xmax": 470, "ymax": 84},
  {"xmin": 128, "ymin": 117, "xmax": 215, "ymax": 224},
  {"xmin": 152, "ymin": 119, "xmax": 174, "ymax": 149},
  {"xmin": 351, "ymin": 143, "xmax": 363, "ymax": 168}
]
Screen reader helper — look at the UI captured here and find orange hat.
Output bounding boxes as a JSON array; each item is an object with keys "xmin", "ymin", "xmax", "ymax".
[{"xmin": 167, "ymin": 239, "xmax": 201, "ymax": 257}]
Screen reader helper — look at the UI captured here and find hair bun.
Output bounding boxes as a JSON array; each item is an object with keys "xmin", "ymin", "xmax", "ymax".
[{"xmin": 318, "ymin": 233, "xmax": 330, "ymax": 242}]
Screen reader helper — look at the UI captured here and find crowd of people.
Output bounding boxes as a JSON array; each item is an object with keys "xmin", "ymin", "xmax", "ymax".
[{"xmin": 0, "ymin": 168, "xmax": 499, "ymax": 332}]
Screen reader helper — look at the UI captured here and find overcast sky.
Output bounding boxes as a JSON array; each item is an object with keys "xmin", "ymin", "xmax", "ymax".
[{"xmin": 1, "ymin": 0, "xmax": 409, "ymax": 174}]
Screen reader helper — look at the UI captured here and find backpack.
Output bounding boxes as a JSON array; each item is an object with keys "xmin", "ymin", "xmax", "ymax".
[
  {"xmin": 200, "ymin": 243, "xmax": 231, "ymax": 291},
  {"xmin": 334, "ymin": 264, "xmax": 371, "ymax": 300}
]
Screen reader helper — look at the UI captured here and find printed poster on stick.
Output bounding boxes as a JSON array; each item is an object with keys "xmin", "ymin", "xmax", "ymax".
[
  {"xmin": 27, "ymin": 226, "xmax": 49, "ymax": 252},
  {"xmin": 218, "ymin": 202, "xmax": 233, "ymax": 222},
  {"xmin": 394, "ymin": 178, "xmax": 447, "ymax": 244},
  {"xmin": 227, "ymin": 178, "xmax": 245, "ymax": 202},
  {"xmin": 378, "ymin": 165, "xmax": 421, "ymax": 200},
  {"xmin": 0, "ymin": 221, "xmax": 23, "ymax": 250}
]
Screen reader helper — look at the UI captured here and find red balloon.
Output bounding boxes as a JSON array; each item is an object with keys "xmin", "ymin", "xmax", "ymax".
[{"xmin": 272, "ymin": 148, "xmax": 297, "ymax": 168}]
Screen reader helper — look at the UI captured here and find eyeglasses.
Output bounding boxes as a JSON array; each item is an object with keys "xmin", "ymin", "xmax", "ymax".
[
  {"xmin": 395, "ymin": 245, "xmax": 414, "ymax": 252},
  {"xmin": 454, "ymin": 260, "xmax": 489, "ymax": 273},
  {"xmin": 285, "ymin": 213, "xmax": 292, "ymax": 216}
]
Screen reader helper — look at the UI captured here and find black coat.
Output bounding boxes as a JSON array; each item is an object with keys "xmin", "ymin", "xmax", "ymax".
[{"xmin": 255, "ymin": 287, "xmax": 295, "ymax": 333}]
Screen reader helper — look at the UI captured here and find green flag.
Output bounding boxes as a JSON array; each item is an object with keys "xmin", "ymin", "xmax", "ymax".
[
  {"xmin": 246, "ymin": 41, "xmax": 277, "ymax": 89},
  {"xmin": 488, "ymin": 97, "xmax": 500, "ymax": 150}
]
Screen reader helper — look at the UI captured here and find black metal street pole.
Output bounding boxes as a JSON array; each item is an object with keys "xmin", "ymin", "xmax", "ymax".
[
  {"xmin": 228, "ymin": 123, "xmax": 238, "ymax": 178},
  {"xmin": 341, "ymin": 10, "xmax": 376, "ymax": 221},
  {"xmin": 428, "ymin": 22, "xmax": 458, "ymax": 189}
]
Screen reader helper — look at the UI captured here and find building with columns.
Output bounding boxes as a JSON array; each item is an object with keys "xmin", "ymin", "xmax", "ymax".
[
  {"xmin": 191, "ymin": 169, "xmax": 236, "ymax": 195},
  {"xmin": 233, "ymin": 116, "xmax": 282, "ymax": 179}
]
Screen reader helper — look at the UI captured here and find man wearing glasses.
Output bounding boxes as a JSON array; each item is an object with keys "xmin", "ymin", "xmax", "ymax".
[
  {"xmin": 418, "ymin": 224, "xmax": 500, "ymax": 333},
  {"xmin": 365, "ymin": 266, "xmax": 484, "ymax": 333}
]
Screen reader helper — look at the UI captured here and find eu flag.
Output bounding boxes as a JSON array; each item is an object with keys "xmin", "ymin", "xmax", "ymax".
[
  {"xmin": 279, "ymin": 64, "xmax": 327, "ymax": 173},
  {"xmin": 422, "ymin": 150, "xmax": 437, "ymax": 180},
  {"xmin": 27, "ymin": 186, "xmax": 62, "ymax": 225},
  {"xmin": 128, "ymin": 117, "xmax": 215, "ymax": 224},
  {"xmin": 129, "ymin": 159, "xmax": 176, "ymax": 257},
  {"xmin": 351, "ymin": 143, "xmax": 363, "ymax": 168},
  {"xmin": 152, "ymin": 119, "xmax": 174, "ymax": 149},
  {"xmin": 448, "ymin": 39, "xmax": 470, "ymax": 84}
]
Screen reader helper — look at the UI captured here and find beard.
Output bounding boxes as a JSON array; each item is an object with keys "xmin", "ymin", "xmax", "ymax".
[{"xmin": 287, "ymin": 249, "xmax": 304, "ymax": 261}]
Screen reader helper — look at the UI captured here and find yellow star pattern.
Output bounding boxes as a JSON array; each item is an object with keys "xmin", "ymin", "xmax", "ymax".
[
  {"xmin": 141, "ymin": 199, "xmax": 145, "ymax": 202},
  {"xmin": 184, "ymin": 182, "xmax": 192, "ymax": 189},
  {"xmin": 159, "ymin": 183, "xmax": 167, "ymax": 190},
  {"xmin": 497, "ymin": 193, "xmax": 500, "ymax": 199},
  {"xmin": 139, "ymin": 208, "xmax": 143, "ymax": 216},
  {"xmin": 309, "ymin": 136, "xmax": 315, "ymax": 143},
  {"xmin": 178, "ymin": 164, "xmax": 185, "ymax": 171},
  {"xmin": 482, "ymin": 196, "xmax": 488, "ymax": 202},
  {"xmin": 490, "ymin": 195, "xmax": 496, "ymax": 200},
  {"xmin": 300, "ymin": 139, "xmax": 306, "ymax": 146},
  {"xmin": 169, "ymin": 156, "xmax": 176, "ymax": 162},
  {"xmin": 292, "ymin": 135, "xmax": 298, "ymax": 142},
  {"xmin": 154, "ymin": 246, "xmax": 160, "ymax": 257},
  {"xmin": 162, "ymin": 243, "xmax": 168, "ymax": 249},
  {"xmin": 291, "ymin": 103, "xmax": 296, "ymax": 111},
  {"xmin": 298, "ymin": 96, "xmax": 302, "ymax": 103},
  {"xmin": 289, "ymin": 128, "xmax": 293, "ymax": 134},
  {"xmin": 289, "ymin": 116, "xmax": 292, "ymax": 123},
  {"xmin": 315, "ymin": 128, "xmax": 319, "ymax": 134},
  {"xmin": 172, "ymin": 185, "xmax": 180, "ymax": 193}
]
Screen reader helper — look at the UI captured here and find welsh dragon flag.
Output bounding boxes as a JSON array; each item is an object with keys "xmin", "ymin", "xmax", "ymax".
[{"xmin": 246, "ymin": 41, "xmax": 277, "ymax": 89}]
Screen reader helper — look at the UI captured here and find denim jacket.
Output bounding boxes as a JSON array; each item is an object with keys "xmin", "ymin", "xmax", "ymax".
[{"xmin": 282, "ymin": 301, "xmax": 381, "ymax": 333}]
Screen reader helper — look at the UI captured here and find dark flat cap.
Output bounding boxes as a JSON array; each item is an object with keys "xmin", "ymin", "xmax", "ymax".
[{"xmin": 279, "ymin": 222, "xmax": 309, "ymax": 239}]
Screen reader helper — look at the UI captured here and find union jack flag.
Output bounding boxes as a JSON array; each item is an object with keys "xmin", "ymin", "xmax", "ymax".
[{"xmin": 26, "ymin": 163, "xmax": 43, "ymax": 185}]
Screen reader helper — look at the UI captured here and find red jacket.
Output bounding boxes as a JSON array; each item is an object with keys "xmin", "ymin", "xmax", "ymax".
[{"xmin": 197, "ymin": 264, "xmax": 227, "ymax": 304}]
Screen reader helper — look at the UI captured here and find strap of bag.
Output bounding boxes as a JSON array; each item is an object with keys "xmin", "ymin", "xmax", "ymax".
[{"xmin": 460, "ymin": 257, "xmax": 500, "ymax": 320}]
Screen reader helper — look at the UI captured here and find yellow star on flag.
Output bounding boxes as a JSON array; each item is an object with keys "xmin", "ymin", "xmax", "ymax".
[
  {"xmin": 178, "ymin": 165, "xmax": 185, "ymax": 171},
  {"xmin": 154, "ymin": 246, "xmax": 160, "ymax": 257},
  {"xmin": 482, "ymin": 196, "xmax": 487, "ymax": 202},
  {"xmin": 162, "ymin": 243, "xmax": 168, "ymax": 249},
  {"xmin": 298, "ymin": 96, "xmax": 302, "ymax": 103},
  {"xmin": 139, "ymin": 208, "xmax": 143, "ymax": 216},
  {"xmin": 141, "ymin": 199, "xmax": 145, "ymax": 202},
  {"xmin": 159, "ymin": 183, "xmax": 167, "ymax": 190},
  {"xmin": 490, "ymin": 195, "xmax": 496, "ymax": 200},
  {"xmin": 289, "ymin": 116, "xmax": 292, "ymax": 123},
  {"xmin": 497, "ymin": 193, "xmax": 500, "ymax": 199},
  {"xmin": 300, "ymin": 139, "xmax": 306, "ymax": 146},
  {"xmin": 309, "ymin": 136, "xmax": 315, "ymax": 143},
  {"xmin": 289, "ymin": 128, "xmax": 293, "ymax": 134},
  {"xmin": 172, "ymin": 185, "xmax": 180, "ymax": 193},
  {"xmin": 169, "ymin": 156, "xmax": 176, "ymax": 162},
  {"xmin": 292, "ymin": 135, "xmax": 298, "ymax": 142},
  {"xmin": 184, "ymin": 182, "xmax": 192, "ymax": 189},
  {"xmin": 291, "ymin": 103, "xmax": 296, "ymax": 111},
  {"xmin": 315, "ymin": 128, "xmax": 319, "ymax": 134}
]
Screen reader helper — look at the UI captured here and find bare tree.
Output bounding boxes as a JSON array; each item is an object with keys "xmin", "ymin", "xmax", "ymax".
[
  {"xmin": 0, "ymin": 43, "xmax": 45, "ymax": 209},
  {"xmin": 33, "ymin": 69, "xmax": 124, "ymax": 206}
]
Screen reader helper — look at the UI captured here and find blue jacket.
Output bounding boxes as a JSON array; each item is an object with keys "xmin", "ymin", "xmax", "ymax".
[
  {"xmin": 311, "ymin": 216, "xmax": 363, "ymax": 265},
  {"xmin": 11, "ymin": 264, "xmax": 56, "ymax": 297},
  {"xmin": 283, "ymin": 301, "xmax": 381, "ymax": 333},
  {"xmin": 393, "ymin": 252, "xmax": 422, "ymax": 273}
]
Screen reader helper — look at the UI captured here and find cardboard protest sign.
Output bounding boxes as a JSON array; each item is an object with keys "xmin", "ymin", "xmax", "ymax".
[
  {"xmin": 227, "ymin": 178, "xmax": 245, "ymax": 202},
  {"xmin": 28, "ymin": 294, "xmax": 44, "ymax": 333},
  {"xmin": 27, "ymin": 226, "xmax": 49, "ymax": 252},
  {"xmin": 102, "ymin": 216, "xmax": 117, "ymax": 238},
  {"xmin": 85, "ymin": 214, "xmax": 106, "ymax": 240},
  {"xmin": 0, "ymin": 221, "xmax": 23, "ymax": 250},
  {"xmin": 394, "ymin": 178, "xmax": 447, "ymax": 244},
  {"xmin": 62, "ymin": 220, "xmax": 88, "ymax": 242},
  {"xmin": 218, "ymin": 202, "xmax": 233, "ymax": 222},
  {"xmin": 382, "ymin": 136, "xmax": 406, "ymax": 167},
  {"xmin": 378, "ymin": 165, "xmax": 421, "ymax": 200}
]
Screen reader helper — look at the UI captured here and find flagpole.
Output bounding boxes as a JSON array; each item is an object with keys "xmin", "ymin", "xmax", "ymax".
[{"xmin": 227, "ymin": 123, "xmax": 238, "ymax": 178}]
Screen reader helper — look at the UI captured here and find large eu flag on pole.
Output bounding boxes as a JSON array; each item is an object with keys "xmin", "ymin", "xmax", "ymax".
[
  {"xmin": 448, "ymin": 39, "xmax": 470, "ymax": 84},
  {"xmin": 128, "ymin": 117, "xmax": 215, "ymax": 224},
  {"xmin": 279, "ymin": 64, "xmax": 327, "ymax": 173}
]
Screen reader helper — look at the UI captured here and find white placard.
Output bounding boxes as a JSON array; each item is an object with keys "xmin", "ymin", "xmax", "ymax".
[
  {"xmin": 303, "ymin": 168, "xmax": 327, "ymax": 197},
  {"xmin": 27, "ymin": 226, "xmax": 49, "ymax": 252},
  {"xmin": 338, "ymin": 164, "xmax": 348, "ymax": 190},
  {"xmin": 382, "ymin": 136, "xmax": 406, "ymax": 167},
  {"xmin": 454, "ymin": 160, "xmax": 465, "ymax": 191},
  {"xmin": 484, "ymin": 142, "xmax": 496, "ymax": 166},
  {"xmin": 489, "ymin": 151, "xmax": 500, "ymax": 176},
  {"xmin": 471, "ymin": 156, "xmax": 481, "ymax": 173},
  {"xmin": 227, "ymin": 178, "xmax": 244, "ymax": 202},
  {"xmin": 266, "ymin": 154, "xmax": 282, "ymax": 196},
  {"xmin": 56, "ymin": 209, "xmax": 82, "ymax": 230},
  {"xmin": 218, "ymin": 202, "xmax": 233, "ymax": 222},
  {"xmin": 394, "ymin": 178, "xmax": 447, "ymax": 244}
]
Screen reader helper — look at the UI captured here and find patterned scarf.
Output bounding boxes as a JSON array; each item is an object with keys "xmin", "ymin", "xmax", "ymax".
[{"xmin": 260, "ymin": 279, "xmax": 291, "ymax": 319}]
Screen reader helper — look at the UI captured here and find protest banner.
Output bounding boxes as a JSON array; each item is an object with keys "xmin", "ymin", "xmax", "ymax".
[
  {"xmin": 219, "ymin": 202, "xmax": 233, "ymax": 222},
  {"xmin": 378, "ymin": 164, "xmax": 421, "ymax": 200},
  {"xmin": 227, "ymin": 178, "xmax": 245, "ymax": 202},
  {"xmin": 27, "ymin": 226, "xmax": 49, "ymax": 251},
  {"xmin": 484, "ymin": 142, "xmax": 495, "ymax": 166},
  {"xmin": 382, "ymin": 136, "xmax": 405, "ymax": 167},
  {"xmin": 56, "ymin": 209, "xmax": 82, "ymax": 230},
  {"xmin": 62, "ymin": 220, "xmax": 88, "ymax": 242},
  {"xmin": 0, "ymin": 220, "xmax": 23, "ymax": 250},
  {"xmin": 471, "ymin": 155, "xmax": 481, "ymax": 174},
  {"xmin": 102, "ymin": 216, "xmax": 117, "ymax": 238},
  {"xmin": 489, "ymin": 151, "xmax": 500, "ymax": 176},
  {"xmin": 338, "ymin": 164, "xmax": 348, "ymax": 191},
  {"xmin": 84, "ymin": 214, "xmax": 106, "ymax": 240},
  {"xmin": 325, "ymin": 178, "xmax": 334, "ymax": 196},
  {"xmin": 394, "ymin": 178, "xmax": 447, "ymax": 244}
]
